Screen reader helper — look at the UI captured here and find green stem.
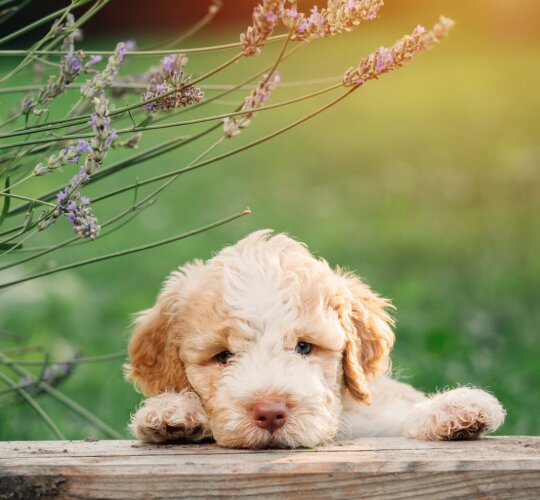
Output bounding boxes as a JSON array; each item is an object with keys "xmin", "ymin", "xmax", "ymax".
[
  {"xmin": 0, "ymin": 192, "xmax": 55, "ymax": 207},
  {"xmin": 94, "ymin": 89, "xmax": 355, "ymax": 203},
  {"xmin": 3, "ymin": 51, "xmax": 244, "ymax": 138},
  {"xmin": 0, "ymin": 34, "xmax": 288, "ymax": 57},
  {"xmin": 143, "ymin": 3, "xmax": 221, "ymax": 51},
  {"xmin": 0, "ymin": 0, "xmax": 31, "ymax": 28},
  {"xmin": 0, "ymin": 0, "xmax": 92, "ymax": 46},
  {"xmin": 0, "ymin": 351, "xmax": 126, "ymax": 366},
  {"xmin": 0, "ymin": 369, "xmax": 65, "ymax": 439},
  {"xmin": 0, "ymin": 209, "xmax": 250, "ymax": 288},
  {"xmin": 0, "ymin": 83, "xmax": 341, "ymax": 146},
  {"xmin": 0, "ymin": 353, "xmax": 123, "ymax": 439}
]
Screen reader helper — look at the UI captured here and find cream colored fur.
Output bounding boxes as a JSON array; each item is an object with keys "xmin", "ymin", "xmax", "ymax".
[{"xmin": 125, "ymin": 230, "xmax": 505, "ymax": 448}]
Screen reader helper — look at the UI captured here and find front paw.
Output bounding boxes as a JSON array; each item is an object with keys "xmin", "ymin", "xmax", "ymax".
[
  {"xmin": 405, "ymin": 387, "xmax": 506, "ymax": 441},
  {"xmin": 129, "ymin": 392, "xmax": 212, "ymax": 444}
]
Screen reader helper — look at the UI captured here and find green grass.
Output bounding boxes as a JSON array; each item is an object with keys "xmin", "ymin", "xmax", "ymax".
[{"xmin": 0, "ymin": 11, "xmax": 539, "ymax": 439}]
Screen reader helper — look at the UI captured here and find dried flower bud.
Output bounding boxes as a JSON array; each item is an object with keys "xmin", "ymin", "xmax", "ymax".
[
  {"xmin": 281, "ymin": 0, "xmax": 383, "ymax": 42},
  {"xmin": 343, "ymin": 16, "xmax": 454, "ymax": 88},
  {"xmin": 223, "ymin": 72, "xmax": 280, "ymax": 138},
  {"xmin": 85, "ymin": 93, "xmax": 115, "ymax": 174},
  {"xmin": 36, "ymin": 50, "xmax": 85, "ymax": 105},
  {"xmin": 81, "ymin": 41, "xmax": 133, "ymax": 98},
  {"xmin": 241, "ymin": 0, "xmax": 281, "ymax": 56},
  {"xmin": 33, "ymin": 139, "xmax": 91, "ymax": 176},
  {"xmin": 141, "ymin": 54, "xmax": 203, "ymax": 112}
]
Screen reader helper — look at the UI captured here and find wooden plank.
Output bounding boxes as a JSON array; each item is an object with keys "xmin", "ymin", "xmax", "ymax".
[{"xmin": 0, "ymin": 437, "xmax": 539, "ymax": 499}]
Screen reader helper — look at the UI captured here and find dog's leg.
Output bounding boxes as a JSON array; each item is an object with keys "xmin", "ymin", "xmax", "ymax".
[
  {"xmin": 129, "ymin": 391, "xmax": 212, "ymax": 444},
  {"xmin": 341, "ymin": 377, "xmax": 505, "ymax": 440},
  {"xmin": 404, "ymin": 387, "xmax": 506, "ymax": 440}
]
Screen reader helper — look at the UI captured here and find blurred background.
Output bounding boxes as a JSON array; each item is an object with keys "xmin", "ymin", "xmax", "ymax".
[{"xmin": 0, "ymin": 0, "xmax": 539, "ymax": 439}]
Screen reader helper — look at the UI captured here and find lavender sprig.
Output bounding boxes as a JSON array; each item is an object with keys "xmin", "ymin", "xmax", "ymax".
[
  {"xmin": 37, "ymin": 93, "xmax": 114, "ymax": 238},
  {"xmin": 59, "ymin": 13, "xmax": 83, "ymax": 53},
  {"xmin": 33, "ymin": 140, "xmax": 91, "ymax": 176},
  {"xmin": 223, "ymin": 72, "xmax": 280, "ymax": 138},
  {"xmin": 84, "ymin": 93, "xmax": 116, "ymax": 175},
  {"xmin": 281, "ymin": 0, "xmax": 383, "ymax": 41},
  {"xmin": 27, "ymin": 50, "xmax": 85, "ymax": 113},
  {"xmin": 240, "ymin": 0, "xmax": 281, "ymax": 56},
  {"xmin": 140, "ymin": 54, "xmax": 204, "ymax": 112},
  {"xmin": 80, "ymin": 41, "xmax": 135, "ymax": 99}
]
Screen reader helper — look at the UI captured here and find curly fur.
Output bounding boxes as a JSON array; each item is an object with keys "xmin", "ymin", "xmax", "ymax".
[{"xmin": 125, "ymin": 230, "xmax": 505, "ymax": 448}]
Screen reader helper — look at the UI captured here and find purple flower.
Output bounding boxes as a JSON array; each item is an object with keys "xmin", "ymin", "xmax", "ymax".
[
  {"xmin": 66, "ymin": 200, "xmax": 77, "ymax": 211},
  {"xmin": 80, "ymin": 196, "xmax": 90, "ymax": 206},
  {"xmin": 88, "ymin": 54, "xmax": 102, "ymax": 66},
  {"xmin": 57, "ymin": 191, "xmax": 68, "ymax": 203},
  {"xmin": 284, "ymin": 8, "xmax": 298, "ymax": 20},
  {"xmin": 265, "ymin": 11, "xmax": 278, "ymax": 24},
  {"xmin": 66, "ymin": 52, "xmax": 83, "ymax": 73},
  {"xmin": 155, "ymin": 82, "xmax": 168, "ymax": 94},
  {"xmin": 77, "ymin": 139, "xmax": 91, "ymax": 153},
  {"xmin": 161, "ymin": 55, "xmax": 176, "ymax": 73},
  {"xmin": 143, "ymin": 103, "xmax": 154, "ymax": 112}
]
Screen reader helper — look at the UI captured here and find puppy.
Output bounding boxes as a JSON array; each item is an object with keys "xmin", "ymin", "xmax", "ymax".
[{"xmin": 125, "ymin": 230, "xmax": 505, "ymax": 448}]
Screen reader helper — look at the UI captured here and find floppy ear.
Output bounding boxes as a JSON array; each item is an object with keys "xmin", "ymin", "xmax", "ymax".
[
  {"xmin": 124, "ymin": 271, "xmax": 192, "ymax": 396},
  {"xmin": 337, "ymin": 272, "xmax": 395, "ymax": 404}
]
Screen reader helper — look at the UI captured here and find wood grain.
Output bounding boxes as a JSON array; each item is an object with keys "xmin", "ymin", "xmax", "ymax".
[{"xmin": 1, "ymin": 437, "xmax": 539, "ymax": 499}]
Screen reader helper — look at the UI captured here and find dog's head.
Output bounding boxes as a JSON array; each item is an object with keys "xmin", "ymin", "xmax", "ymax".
[{"xmin": 125, "ymin": 230, "xmax": 394, "ymax": 448}]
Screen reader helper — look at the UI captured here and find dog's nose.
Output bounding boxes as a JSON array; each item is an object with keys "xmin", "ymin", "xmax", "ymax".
[{"xmin": 251, "ymin": 399, "xmax": 288, "ymax": 433}]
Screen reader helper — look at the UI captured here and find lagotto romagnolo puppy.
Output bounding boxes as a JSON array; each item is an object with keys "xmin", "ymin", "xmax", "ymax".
[{"xmin": 125, "ymin": 230, "xmax": 505, "ymax": 448}]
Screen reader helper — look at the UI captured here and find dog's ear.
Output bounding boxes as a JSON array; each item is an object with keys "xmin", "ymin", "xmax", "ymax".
[
  {"xmin": 124, "ymin": 271, "xmax": 192, "ymax": 396},
  {"xmin": 336, "ymin": 272, "xmax": 395, "ymax": 404}
]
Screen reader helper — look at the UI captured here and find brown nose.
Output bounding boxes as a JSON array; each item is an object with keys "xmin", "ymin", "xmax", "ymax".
[{"xmin": 250, "ymin": 399, "xmax": 288, "ymax": 433}]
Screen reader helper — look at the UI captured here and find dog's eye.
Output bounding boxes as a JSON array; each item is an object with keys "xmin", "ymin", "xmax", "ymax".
[
  {"xmin": 215, "ymin": 351, "xmax": 233, "ymax": 365},
  {"xmin": 295, "ymin": 342, "xmax": 313, "ymax": 356}
]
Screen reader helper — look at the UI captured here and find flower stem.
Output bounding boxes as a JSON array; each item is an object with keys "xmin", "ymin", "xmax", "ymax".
[
  {"xmin": 0, "ymin": 35, "xmax": 288, "ymax": 57},
  {"xmin": 0, "ymin": 370, "xmax": 65, "ymax": 439},
  {"xmin": 0, "ymin": 83, "xmax": 342, "ymax": 147},
  {"xmin": 2, "ymin": 52, "xmax": 244, "ymax": 138},
  {"xmin": 0, "ymin": 353, "xmax": 123, "ymax": 438},
  {"xmin": 94, "ymin": 89, "xmax": 355, "ymax": 203},
  {"xmin": 0, "ymin": 351, "xmax": 126, "ymax": 366},
  {"xmin": 0, "ymin": 209, "xmax": 251, "ymax": 288}
]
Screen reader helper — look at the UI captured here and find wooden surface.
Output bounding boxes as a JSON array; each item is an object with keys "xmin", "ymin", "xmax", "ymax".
[{"xmin": 0, "ymin": 437, "xmax": 539, "ymax": 499}]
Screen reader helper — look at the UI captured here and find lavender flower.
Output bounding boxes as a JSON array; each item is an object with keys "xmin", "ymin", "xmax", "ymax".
[
  {"xmin": 223, "ymin": 72, "xmax": 280, "ymax": 138},
  {"xmin": 65, "ymin": 199, "xmax": 101, "ymax": 240},
  {"xmin": 84, "ymin": 93, "xmax": 115, "ymax": 174},
  {"xmin": 281, "ymin": 0, "xmax": 383, "ymax": 41},
  {"xmin": 33, "ymin": 139, "xmax": 91, "ymax": 176},
  {"xmin": 80, "ymin": 41, "xmax": 132, "ymax": 98},
  {"xmin": 59, "ymin": 13, "xmax": 83, "ymax": 53},
  {"xmin": 343, "ymin": 17, "xmax": 454, "ymax": 87},
  {"xmin": 35, "ymin": 50, "xmax": 85, "ymax": 106},
  {"xmin": 39, "ymin": 93, "xmax": 113, "ymax": 237},
  {"xmin": 83, "ymin": 54, "xmax": 103, "ymax": 74},
  {"xmin": 43, "ymin": 165, "xmax": 100, "ymax": 239},
  {"xmin": 141, "ymin": 54, "xmax": 204, "ymax": 112},
  {"xmin": 241, "ymin": 0, "xmax": 281, "ymax": 56}
]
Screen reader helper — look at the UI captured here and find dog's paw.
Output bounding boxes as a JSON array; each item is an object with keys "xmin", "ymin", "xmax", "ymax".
[
  {"xmin": 129, "ymin": 392, "xmax": 212, "ymax": 444},
  {"xmin": 405, "ymin": 387, "xmax": 506, "ymax": 441}
]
